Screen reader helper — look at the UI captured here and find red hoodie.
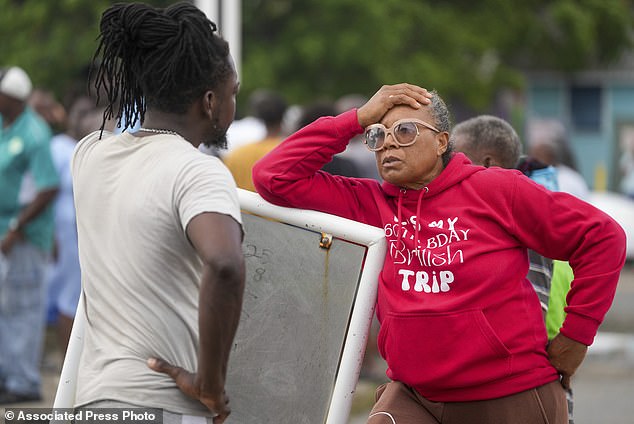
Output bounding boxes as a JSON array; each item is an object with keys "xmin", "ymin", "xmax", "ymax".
[{"xmin": 253, "ymin": 109, "xmax": 626, "ymax": 402}]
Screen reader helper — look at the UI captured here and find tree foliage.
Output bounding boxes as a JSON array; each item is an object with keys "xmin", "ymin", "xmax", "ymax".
[
  {"xmin": 0, "ymin": 0, "xmax": 173, "ymax": 105},
  {"xmin": 242, "ymin": 0, "xmax": 633, "ymax": 110},
  {"xmin": 1, "ymin": 0, "xmax": 631, "ymax": 112}
]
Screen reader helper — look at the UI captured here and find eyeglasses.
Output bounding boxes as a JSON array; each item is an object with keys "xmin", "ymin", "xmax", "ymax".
[{"xmin": 364, "ymin": 118, "xmax": 440, "ymax": 151}]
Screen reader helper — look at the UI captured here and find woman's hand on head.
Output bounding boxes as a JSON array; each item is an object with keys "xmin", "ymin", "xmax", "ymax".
[{"xmin": 357, "ymin": 84, "xmax": 432, "ymax": 128}]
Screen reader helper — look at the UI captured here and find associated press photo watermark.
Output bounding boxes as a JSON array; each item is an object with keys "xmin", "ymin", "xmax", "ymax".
[{"xmin": 2, "ymin": 407, "xmax": 162, "ymax": 424}]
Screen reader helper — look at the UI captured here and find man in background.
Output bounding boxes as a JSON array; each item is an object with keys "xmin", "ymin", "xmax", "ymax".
[
  {"xmin": 223, "ymin": 89, "xmax": 288, "ymax": 191},
  {"xmin": 0, "ymin": 66, "xmax": 59, "ymax": 404},
  {"xmin": 28, "ymin": 88, "xmax": 82, "ymax": 356},
  {"xmin": 527, "ymin": 118, "xmax": 590, "ymax": 200},
  {"xmin": 452, "ymin": 114, "xmax": 575, "ymax": 424}
]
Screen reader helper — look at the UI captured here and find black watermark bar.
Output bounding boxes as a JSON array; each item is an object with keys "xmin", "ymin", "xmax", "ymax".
[{"xmin": 2, "ymin": 408, "xmax": 163, "ymax": 424}]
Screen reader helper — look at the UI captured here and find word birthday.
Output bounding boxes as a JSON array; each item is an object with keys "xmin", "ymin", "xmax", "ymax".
[{"xmin": 385, "ymin": 216, "xmax": 470, "ymax": 293}]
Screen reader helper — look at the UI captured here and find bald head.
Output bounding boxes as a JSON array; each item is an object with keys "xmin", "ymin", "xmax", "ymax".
[{"xmin": 452, "ymin": 115, "xmax": 521, "ymax": 169}]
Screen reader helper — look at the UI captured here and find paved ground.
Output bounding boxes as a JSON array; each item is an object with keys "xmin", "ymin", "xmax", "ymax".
[{"xmin": 2, "ymin": 263, "xmax": 633, "ymax": 424}]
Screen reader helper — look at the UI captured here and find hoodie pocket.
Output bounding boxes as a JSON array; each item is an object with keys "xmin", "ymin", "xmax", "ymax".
[{"xmin": 382, "ymin": 309, "xmax": 513, "ymax": 392}]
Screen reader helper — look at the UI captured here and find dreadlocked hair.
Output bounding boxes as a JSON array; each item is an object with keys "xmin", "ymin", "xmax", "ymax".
[{"xmin": 91, "ymin": 2, "xmax": 231, "ymax": 131}]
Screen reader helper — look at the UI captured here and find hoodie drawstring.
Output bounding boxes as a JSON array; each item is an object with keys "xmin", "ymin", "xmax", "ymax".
[
  {"xmin": 396, "ymin": 188, "xmax": 405, "ymax": 252},
  {"xmin": 414, "ymin": 187, "xmax": 429, "ymax": 252},
  {"xmin": 393, "ymin": 186, "xmax": 428, "ymax": 287},
  {"xmin": 396, "ymin": 186, "xmax": 428, "ymax": 261}
]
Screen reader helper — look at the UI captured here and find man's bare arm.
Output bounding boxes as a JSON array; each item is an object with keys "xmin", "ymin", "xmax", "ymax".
[{"xmin": 148, "ymin": 211, "xmax": 245, "ymax": 423}]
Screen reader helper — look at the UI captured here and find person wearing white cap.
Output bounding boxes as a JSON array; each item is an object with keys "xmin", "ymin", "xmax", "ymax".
[
  {"xmin": 0, "ymin": 67, "xmax": 32, "ymax": 103},
  {"xmin": 0, "ymin": 65, "xmax": 60, "ymax": 404}
]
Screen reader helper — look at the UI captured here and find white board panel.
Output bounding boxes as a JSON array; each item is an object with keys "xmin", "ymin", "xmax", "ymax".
[{"xmin": 54, "ymin": 189, "xmax": 386, "ymax": 424}]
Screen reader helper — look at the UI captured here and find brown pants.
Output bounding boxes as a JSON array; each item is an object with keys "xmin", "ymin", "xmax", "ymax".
[{"xmin": 367, "ymin": 380, "xmax": 568, "ymax": 424}]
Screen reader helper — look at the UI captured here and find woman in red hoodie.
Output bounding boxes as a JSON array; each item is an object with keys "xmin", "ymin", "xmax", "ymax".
[{"xmin": 253, "ymin": 84, "xmax": 626, "ymax": 424}]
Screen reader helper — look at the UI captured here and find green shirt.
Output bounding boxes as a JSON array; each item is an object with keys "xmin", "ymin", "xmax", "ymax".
[
  {"xmin": 546, "ymin": 260, "xmax": 573, "ymax": 339},
  {"xmin": 0, "ymin": 106, "xmax": 59, "ymax": 251}
]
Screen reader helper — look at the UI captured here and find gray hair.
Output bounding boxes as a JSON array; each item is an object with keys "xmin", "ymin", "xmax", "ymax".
[
  {"xmin": 452, "ymin": 115, "xmax": 521, "ymax": 169},
  {"xmin": 428, "ymin": 90, "xmax": 453, "ymax": 166}
]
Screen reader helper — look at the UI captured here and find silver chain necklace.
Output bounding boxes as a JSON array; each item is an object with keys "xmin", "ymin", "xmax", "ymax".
[{"xmin": 138, "ymin": 127, "xmax": 182, "ymax": 137}]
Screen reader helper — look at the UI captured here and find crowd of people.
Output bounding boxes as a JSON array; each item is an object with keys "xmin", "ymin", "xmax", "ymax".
[
  {"xmin": 0, "ymin": 2, "xmax": 628, "ymax": 424},
  {"xmin": 0, "ymin": 62, "xmax": 109, "ymax": 404}
]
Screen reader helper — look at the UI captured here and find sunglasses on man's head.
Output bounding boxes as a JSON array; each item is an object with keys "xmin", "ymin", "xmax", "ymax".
[{"xmin": 364, "ymin": 118, "xmax": 440, "ymax": 151}]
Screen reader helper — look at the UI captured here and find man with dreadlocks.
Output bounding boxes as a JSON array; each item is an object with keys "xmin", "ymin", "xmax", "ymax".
[{"xmin": 71, "ymin": 2, "xmax": 245, "ymax": 423}]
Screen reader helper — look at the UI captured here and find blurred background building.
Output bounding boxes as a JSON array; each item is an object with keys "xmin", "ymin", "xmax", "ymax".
[{"xmin": 526, "ymin": 51, "xmax": 634, "ymax": 192}]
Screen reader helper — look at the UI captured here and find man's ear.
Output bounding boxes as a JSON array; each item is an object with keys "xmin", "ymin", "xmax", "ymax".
[
  {"xmin": 202, "ymin": 90, "xmax": 215, "ymax": 120},
  {"xmin": 482, "ymin": 155, "xmax": 497, "ymax": 168}
]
